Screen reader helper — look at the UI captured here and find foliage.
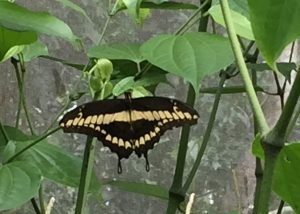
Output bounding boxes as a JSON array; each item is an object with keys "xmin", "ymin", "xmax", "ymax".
[{"xmin": 0, "ymin": 0, "xmax": 300, "ymax": 213}]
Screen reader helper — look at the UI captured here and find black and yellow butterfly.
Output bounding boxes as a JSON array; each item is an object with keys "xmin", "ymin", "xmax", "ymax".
[{"xmin": 59, "ymin": 95, "xmax": 199, "ymax": 173}]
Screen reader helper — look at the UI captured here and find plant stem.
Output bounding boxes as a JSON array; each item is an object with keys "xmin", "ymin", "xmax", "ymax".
[
  {"xmin": 5, "ymin": 127, "xmax": 61, "ymax": 163},
  {"xmin": 167, "ymin": 85, "xmax": 195, "ymax": 214},
  {"xmin": 39, "ymin": 184, "xmax": 45, "ymax": 213},
  {"xmin": 258, "ymin": 69, "xmax": 300, "ymax": 213},
  {"xmin": 182, "ymin": 73, "xmax": 225, "ymax": 192},
  {"xmin": 220, "ymin": 0, "xmax": 269, "ymax": 135},
  {"xmin": 74, "ymin": 136, "xmax": 96, "ymax": 214},
  {"xmin": 276, "ymin": 200, "xmax": 285, "ymax": 214},
  {"xmin": 267, "ymin": 69, "xmax": 300, "ymax": 144},
  {"xmin": 30, "ymin": 198, "xmax": 41, "ymax": 214}
]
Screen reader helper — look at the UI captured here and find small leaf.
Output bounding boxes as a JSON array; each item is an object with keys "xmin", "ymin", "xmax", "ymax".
[
  {"xmin": 273, "ymin": 143, "xmax": 300, "ymax": 213},
  {"xmin": 22, "ymin": 40, "xmax": 49, "ymax": 62},
  {"xmin": 113, "ymin": 76, "xmax": 135, "ymax": 96},
  {"xmin": 0, "ymin": 1, "xmax": 79, "ymax": 45},
  {"xmin": 0, "ymin": 161, "xmax": 42, "ymax": 211},
  {"xmin": 247, "ymin": 62, "xmax": 297, "ymax": 79},
  {"xmin": 248, "ymin": 0, "xmax": 300, "ymax": 71},
  {"xmin": 105, "ymin": 180, "xmax": 169, "ymax": 200},
  {"xmin": 209, "ymin": 5, "xmax": 254, "ymax": 40},
  {"xmin": 0, "ymin": 26, "xmax": 37, "ymax": 62},
  {"xmin": 252, "ymin": 134, "xmax": 264, "ymax": 160},
  {"xmin": 88, "ymin": 43, "xmax": 144, "ymax": 63},
  {"xmin": 141, "ymin": 32, "xmax": 234, "ymax": 93}
]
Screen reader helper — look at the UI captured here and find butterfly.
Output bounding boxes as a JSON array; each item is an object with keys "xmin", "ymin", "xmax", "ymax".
[{"xmin": 59, "ymin": 95, "xmax": 199, "ymax": 173}]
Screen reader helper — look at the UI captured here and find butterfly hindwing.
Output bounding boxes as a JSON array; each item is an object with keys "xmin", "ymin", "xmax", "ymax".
[{"xmin": 59, "ymin": 96, "xmax": 199, "ymax": 171}]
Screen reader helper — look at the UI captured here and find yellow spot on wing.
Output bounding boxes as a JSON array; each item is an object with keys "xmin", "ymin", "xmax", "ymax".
[
  {"xmin": 158, "ymin": 110, "xmax": 166, "ymax": 119},
  {"xmin": 66, "ymin": 120, "xmax": 73, "ymax": 127},
  {"xmin": 89, "ymin": 124, "xmax": 95, "ymax": 129},
  {"xmin": 130, "ymin": 110, "xmax": 143, "ymax": 121},
  {"xmin": 143, "ymin": 111, "xmax": 154, "ymax": 121},
  {"xmin": 73, "ymin": 117, "xmax": 80, "ymax": 126},
  {"xmin": 135, "ymin": 140, "xmax": 139, "ymax": 148},
  {"xmin": 139, "ymin": 136, "xmax": 145, "ymax": 145},
  {"xmin": 119, "ymin": 139, "xmax": 125, "ymax": 147},
  {"xmin": 60, "ymin": 123, "xmax": 65, "ymax": 127},
  {"xmin": 145, "ymin": 134, "xmax": 150, "ymax": 141},
  {"xmin": 105, "ymin": 134, "xmax": 112, "ymax": 141},
  {"xmin": 95, "ymin": 126, "xmax": 101, "ymax": 131},
  {"xmin": 78, "ymin": 119, "xmax": 84, "ymax": 126},
  {"xmin": 153, "ymin": 111, "xmax": 160, "ymax": 120},
  {"xmin": 184, "ymin": 112, "xmax": 192, "ymax": 119},
  {"xmin": 97, "ymin": 115, "xmax": 103, "ymax": 124},
  {"xmin": 103, "ymin": 114, "xmax": 113, "ymax": 124},
  {"xmin": 164, "ymin": 111, "xmax": 173, "ymax": 119},
  {"xmin": 150, "ymin": 131, "xmax": 156, "ymax": 137},
  {"xmin": 125, "ymin": 141, "xmax": 131, "ymax": 149},
  {"xmin": 101, "ymin": 129, "xmax": 107, "ymax": 135},
  {"xmin": 84, "ymin": 116, "xmax": 92, "ymax": 124},
  {"xmin": 91, "ymin": 115, "xmax": 98, "ymax": 124},
  {"xmin": 155, "ymin": 127, "xmax": 160, "ymax": 133},
  {"xmin": 162, "ymin": 119, "xmax": 168, "ymax": 124},
  {"xmin": 172, "ymin": 112, "xmax": 179, "ymax": 120},
  {"xmin": 193, "ymin": 115, "xmax": 198, "ymax": 119},
  {"xmin": 112, "ymin": 137, "xmax": 118, "ymax": 144}
]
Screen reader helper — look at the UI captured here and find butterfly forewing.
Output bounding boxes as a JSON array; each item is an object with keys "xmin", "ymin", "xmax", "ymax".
[{"xmin": 59, "ymin": 96, "xmax": 199, "ymax": 171}]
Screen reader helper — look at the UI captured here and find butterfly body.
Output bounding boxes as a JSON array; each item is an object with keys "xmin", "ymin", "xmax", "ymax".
[{"xmin": 59, "ymin": 96, "xmax": 199, "ymax": 172}]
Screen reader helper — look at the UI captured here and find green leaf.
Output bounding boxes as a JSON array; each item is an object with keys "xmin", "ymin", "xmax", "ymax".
[
  {"xmin": 55, "ymin": 0, "xmax": 92, "ymax": 23},
  {"xmin": 14, "ymin": 140, "xmax": 100, "ymax": 192},
  {"xmin": 105, "ymin": 180, "xmax": 169, "ymax": 200},
  {"xmin": 22, "ymin": 40, "xmax": 49, "ymax": 62},
  {"xmin": 2, "ymin": 141, "xmax": 16, "ymax": 163},
  {"xmin": 0, "ymin": 126, "xmax": 100, "ymax": 192},
  {"xmin": 252, "ymin": 134, "xmax": 264, "ymax": 160},
  {"xmin": 0, "ymin": 26, "xmax": 37, "ymax": 63},
  {"xmin": 112, "ymin": 74, "xmax": 166, "ymax": 96},
  {"xmin": 141, "ymin": 32, "xmax": 234, "ymax": 93},
  {"xmin": 88, "ymin": 43, "xmax": 144, "ymax": 63},
  {"xmin": 112, "ymin": 0, "xmax": 198, "ymax": 14},
  {"xmin": 209, "ymin": 5, "xmax": 254, "ymax": 40},
  {"xmin": 273, "ymin": 143, "xmax": 300, "ymax": 213},
  {"xmin": 212, "ymin": 0, "xmax": 249, "ymax": 19},
  {"xmin": 247, "ymin": 62, "xmax": 297, "ymax": 79},
  {"xmin": 248, "ymin": 0, "xmax": 300, "ymax": 71},
  {"xmin": 0, "ymin": 161, "xmax": 41, "ymax": 211},
  {"xmin": 0, "ymin": 1, "xmax": 79, "ymax": 45}
]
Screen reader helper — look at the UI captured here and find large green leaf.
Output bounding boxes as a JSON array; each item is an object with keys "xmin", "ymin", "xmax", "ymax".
[
  {"xmin": 0, "ymin": 126, "xmax": 100, "ymax": 192},
  {"xmin": 209, "ymin": 5, "xmax": 254, "ymax": 40},
  {"xmin": 273, "ymin": 143, "xmax": 300, "ymax": 213},
  {"xmin": 105, "ymin": 180, "xmax": 169, "ymax": 200},
  {"xmin": 0, "ymin": 161, "xmax": 41, "ymax": 211},
  {"xmin": 0, "ymin": 26, "xmax": 37, "ymax": 62},
  {"xmin": 88, "ymin": 43, "xmax": 144, "ymax": 63},
  {"xmin": 0, "ymin": 1, "xmax": 79, "ymax": 45},
  {"xmin": 140, "ymin": 32, "xmax": 234, "ymax": 93},
  {"xmin": 248, "ymin": 0, "xmax": 300, "ymax": 71}
]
